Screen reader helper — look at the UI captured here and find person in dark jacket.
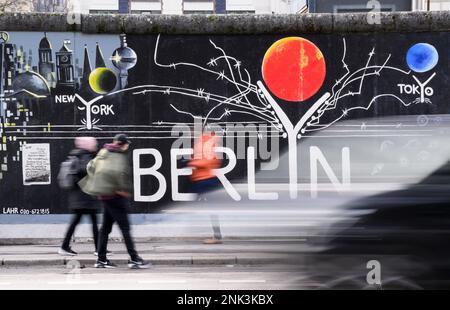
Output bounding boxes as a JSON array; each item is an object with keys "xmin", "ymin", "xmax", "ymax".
[
  {"xmin": 58, "ymin": 137, "xmax": 100, "ymax": 256},
  {"xmin": 79, "ymin": 134, "xmax": 150, "ymax": 269}
]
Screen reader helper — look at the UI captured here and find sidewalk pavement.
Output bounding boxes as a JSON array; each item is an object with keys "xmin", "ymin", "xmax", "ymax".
[{"xmin": 0, "ymin": 239, "xmax": 314, "ymax": 267}]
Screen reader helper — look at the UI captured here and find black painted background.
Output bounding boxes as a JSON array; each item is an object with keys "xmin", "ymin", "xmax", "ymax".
[{"xmin": 0, "ymin": 32, "xmax": 448, "ymax": 214}]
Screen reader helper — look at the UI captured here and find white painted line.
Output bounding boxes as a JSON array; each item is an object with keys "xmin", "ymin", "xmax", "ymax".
[
  {"xmin": 219, "ymin": 280, "xmax": 266, "ymax": 283},
  {"xmin": 138, "ymin": 280, "xmax": 187, "ymax": 284}
]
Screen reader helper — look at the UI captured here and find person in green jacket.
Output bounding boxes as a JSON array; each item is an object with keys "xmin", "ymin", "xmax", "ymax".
[{"xmin": 79, "ymin": 134, "xmax": 150, "ymax": 269}]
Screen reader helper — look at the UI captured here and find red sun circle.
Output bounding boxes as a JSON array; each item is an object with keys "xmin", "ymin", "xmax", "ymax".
[{"xmin": 262, "ymin": 37, "xmax": 326, "ymax": 102}]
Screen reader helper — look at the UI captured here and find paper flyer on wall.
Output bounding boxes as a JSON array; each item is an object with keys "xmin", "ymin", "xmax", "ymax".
[{"xmin": 22, "ymin": 143, "xmax": 51, "ymax": 186}]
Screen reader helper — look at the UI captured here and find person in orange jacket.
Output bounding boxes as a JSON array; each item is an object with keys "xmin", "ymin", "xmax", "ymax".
[
  {"xmin": 188, "ymin": 131, "xmax": 223, "ymax": 244},
  {"xmin": 189, "ymin": 132, "xmax": 221, "ymax": 190}
]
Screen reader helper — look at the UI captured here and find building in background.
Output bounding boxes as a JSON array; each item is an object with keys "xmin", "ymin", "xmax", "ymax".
[
  {"xmin": 78, "ymin": 0, "xmax": 307, "ymax": 15},
  {"xmin": 33, "ymin": 0, "xmax": 69, "ymax": 12},
  {"xmin": 308, "ymin": 0, "xmax": 411, "ymax": 13},
  {"xmin": 414, "ymin": 0, "xmax": 450, "ymax": 10},
  {"xmin": 307, "ymin": 0, "xmax": 450, "ymax": 13},
  {"xmin": 0, "ymin": 0, "xmax": 34, "ymax": 13},
  {"xmin": 11, "ymin": 0, "xmax": 446, "ymax": 14}
]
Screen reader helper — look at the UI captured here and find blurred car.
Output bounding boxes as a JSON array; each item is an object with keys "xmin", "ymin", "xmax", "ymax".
[
  {"xmin": 164, "ymin": 115, "xmax": 450, "ymax": 289},
  {"xmin": 307, "ymin": 160, "xmax": 450, "ymax": 289}
]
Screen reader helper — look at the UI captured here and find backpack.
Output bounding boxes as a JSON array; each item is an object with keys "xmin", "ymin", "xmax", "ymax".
[{"xmin": 57, "ymin": 156, "xmax": 80, "ymax": 190}]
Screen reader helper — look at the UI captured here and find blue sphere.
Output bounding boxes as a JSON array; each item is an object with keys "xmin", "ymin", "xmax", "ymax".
[{"xmin": 406, "ymin": 43, "xmax": 439, "ymax": 73}]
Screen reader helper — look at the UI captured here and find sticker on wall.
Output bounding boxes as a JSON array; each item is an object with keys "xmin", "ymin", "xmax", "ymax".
[{"xmin": 22, "ymin": 143, "xmax": 51, "ymax": 185}]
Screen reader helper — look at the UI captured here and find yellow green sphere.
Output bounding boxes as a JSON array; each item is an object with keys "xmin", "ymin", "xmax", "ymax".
[{"xmin": 88, "ymin": 67, "xmax": 117, "ymax": 94}]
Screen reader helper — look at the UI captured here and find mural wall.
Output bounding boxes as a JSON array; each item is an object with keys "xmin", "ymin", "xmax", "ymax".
[{"xmin": 0, "ymin": 30, "xmax": 448, "ymax": 214}]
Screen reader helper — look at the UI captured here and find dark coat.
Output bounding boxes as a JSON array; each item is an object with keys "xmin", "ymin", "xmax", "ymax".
[
  {"xmin": 68, "ymin": 148, "xmax": 99, "ymax": 211},
  {"xmin": 79, "ymin": 143, "xmax": 132, "ymax": 197}
]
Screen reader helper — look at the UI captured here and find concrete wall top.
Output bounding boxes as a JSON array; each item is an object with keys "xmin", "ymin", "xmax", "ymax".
[{"xmin": 0, "ymin": 11, "xmax": 449, "ymax": 34}]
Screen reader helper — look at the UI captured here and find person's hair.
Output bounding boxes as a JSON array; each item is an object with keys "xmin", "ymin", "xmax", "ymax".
[
  {"xmin": 113, "ymin": 134, "xmax": 130, "ymax": 146},
  {"xmin": 75, "ymin": 137, "xmax": 97, "ymax": 152}
]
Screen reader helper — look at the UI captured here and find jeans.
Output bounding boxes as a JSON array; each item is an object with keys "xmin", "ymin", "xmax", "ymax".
[
  {"xmin": 191, "ymin": 177, "xmax": 220, "ymax": 194},
  {"xmin": 191, "ymin": 178, "xmax": 222, "ymax": 240},
  {"xmin": 62, "ymin": 209, "xmax": 99, "ymax": 250},
  {"xmin": 97, "ymin": 197, "xmax": 138, "ymax": 261}
]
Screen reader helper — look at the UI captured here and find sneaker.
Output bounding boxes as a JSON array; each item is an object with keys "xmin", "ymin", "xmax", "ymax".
[
  {"xmin": 94, "ymin": 250, "xmax": 112, "ymax": 257},
  {"xmin": 94, "ymin": 260, "xmax": 117, "ymax": 269},
  {"xmin": 128, "ymin": 257, "xmax": 151, "ymax": 269},
  {"xmin": 58, "ymin": 247, "xmax": 78, "ymax": 256},
  {"xmin": 203, "ymin": 238, "xmax": 223, "ymax": 245}
]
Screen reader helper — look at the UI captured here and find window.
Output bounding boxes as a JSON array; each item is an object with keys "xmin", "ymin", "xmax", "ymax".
[
  {"xmin": 183, "ymin": 0, "xmax": 214, "ymax": 13},
  {"xmin": 226, "ymin": 10, "xmax": 255, "ymax": 14},
  {"xmin": 130, "ymin": 10, "xmax": 162, "ymax": 14},
  {"xmin": 184, "ymin": 10, "xmax": 214, "ymax": 14},
  {"xmin": 89, "ymin": 10, "xmax": 119, "ymax": 14},
  {"xmin": 334, "ymin": 4, "xmax": 396, "ymax": 13}
]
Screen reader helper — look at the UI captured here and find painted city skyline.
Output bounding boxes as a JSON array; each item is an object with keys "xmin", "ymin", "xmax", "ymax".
[{"xmin": 0, "ymin": 31, "xmax": 135, "ymax": 99}]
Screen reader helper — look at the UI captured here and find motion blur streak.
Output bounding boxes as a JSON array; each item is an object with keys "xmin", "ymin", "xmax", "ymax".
[{"xmin": 164, "ymin": 115, "xmax": 450, "ymax": 289}]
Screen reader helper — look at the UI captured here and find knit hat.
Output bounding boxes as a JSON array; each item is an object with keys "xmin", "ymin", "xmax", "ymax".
[{"xmin": 75, "ymin": 136, "xmax": 98, "ymax": 152}]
